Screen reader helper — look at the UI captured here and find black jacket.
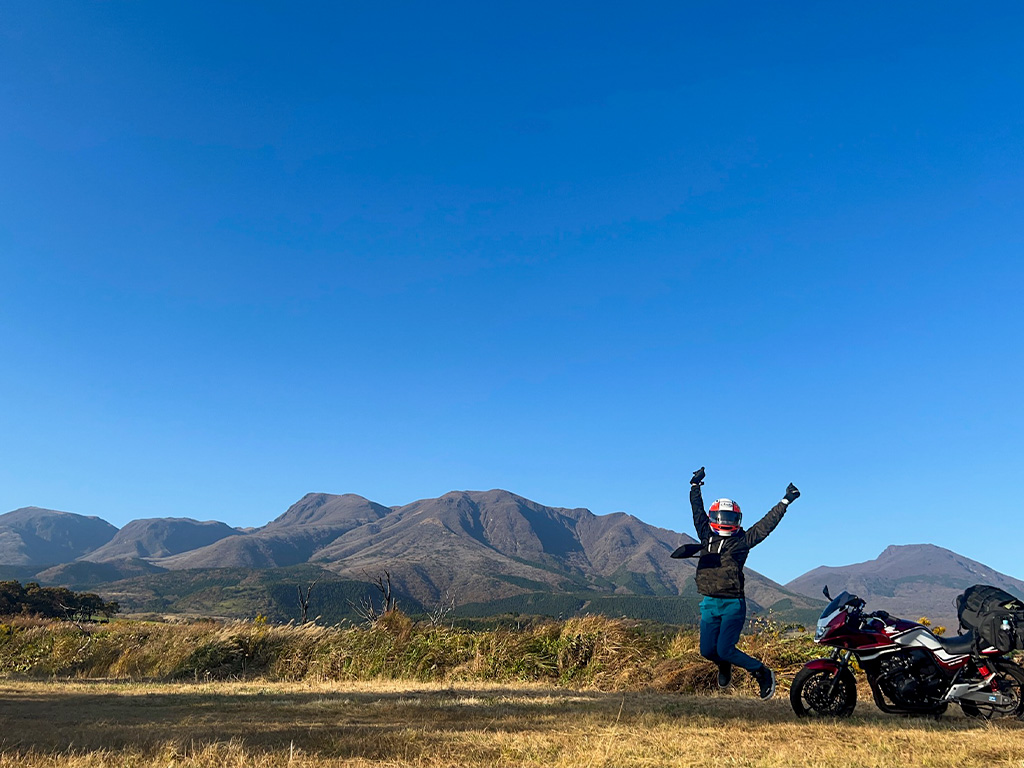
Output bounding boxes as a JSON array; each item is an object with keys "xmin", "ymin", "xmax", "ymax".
[{"xmin": 671, "ymin": 484, "xmax": 788, "ymax": 599}]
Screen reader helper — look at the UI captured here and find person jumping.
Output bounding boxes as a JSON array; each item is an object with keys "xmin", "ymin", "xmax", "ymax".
[{"xmin": 672, "ymin": 466, "xmax": 800, "ymax": 700}]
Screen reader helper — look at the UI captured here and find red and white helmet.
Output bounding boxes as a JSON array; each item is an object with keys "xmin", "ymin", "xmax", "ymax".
[{"xmin": 709, "ymin": 498, "xmax": 742, "ymax": 536}]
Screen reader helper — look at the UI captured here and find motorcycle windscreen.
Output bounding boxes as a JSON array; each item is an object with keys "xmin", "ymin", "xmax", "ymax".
[{"xmin": 819, "ymin": 591, "xmax": 854, "ymax": 620}]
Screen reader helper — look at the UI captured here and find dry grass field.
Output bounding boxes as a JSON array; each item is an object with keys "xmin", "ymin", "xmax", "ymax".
[
  {"xmin": 2, "ymin": 678, "xmax": 1024, "ymax": 768},
  {"xmin": 1, "ymin": 615, "xmax": 1023, "ymax": 766}
]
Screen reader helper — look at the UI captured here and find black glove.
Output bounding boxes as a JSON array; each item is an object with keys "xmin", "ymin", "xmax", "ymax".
[
  {"xmin": 691, "ymin": 467, "xmax": 706, "ymax": 486},
  {"xmin": 784, "ymin": 483, "xmax": 800, "ymax": 503}
]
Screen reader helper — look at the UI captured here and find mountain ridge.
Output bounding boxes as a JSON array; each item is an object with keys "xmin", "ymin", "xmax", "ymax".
[
  {"xmin": 4, "ymin": 494, "xmax": 1017, "ymax": 629},
  {"xmin": 0, "ymin": 507, "xmax": 117, "ymax": 566},
  {"xmin": 785, "ymin": 543, "xmax": 1024, "ymax": 629},
  {"xmin": 0, "ymin": 490, "xmax": 823, "ymax": 622},
  {"xmin": 83, "ymin": 517, "xmax": 240, "ymax": 562}
]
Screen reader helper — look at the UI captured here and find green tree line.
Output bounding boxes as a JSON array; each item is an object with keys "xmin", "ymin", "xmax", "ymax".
[{"xmin": 0, "ymin": 580, "xmax": 120, "ymax": 621}]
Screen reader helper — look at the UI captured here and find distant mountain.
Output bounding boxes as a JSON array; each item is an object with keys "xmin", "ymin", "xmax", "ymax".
[
  {"xmin": 0, "ymin": 507, "xmax": 116, "ymax": 566},
  {"xmin": 255, "ymin": 489, "xmax": 819, "ymax": 620},
  {"xmin": 786, "ymin": 544, "xmax": 1024, "ymax": 629},
  {"xmin": 263, "ymin": 493, "xmax": 392, "ymax": 530},
  {"xmin": 8, "ymin": 495, "xmax": 1023, "ymax": 631},
  {"xmin": 0, "ymin": 492, "xmax": 823, "ymax": 625},
  {"xmin": 306, "ymin": 489, "xmax": 687, "ymax": 604},
  {"xmin": 154, "ymin": 494, "xmax": 391, "ymax": 570},
  {"xmin": 82, "ymin": 518, "xmax": 240, "ymax": 561}
]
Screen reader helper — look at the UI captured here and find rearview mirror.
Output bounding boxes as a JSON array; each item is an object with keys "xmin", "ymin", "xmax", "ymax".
[{"xmin": 822, "ymin": 585, "xmax": 831, "ymax": 600}]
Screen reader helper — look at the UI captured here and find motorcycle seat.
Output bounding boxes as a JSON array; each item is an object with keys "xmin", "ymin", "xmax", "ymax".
[{"xmin": 934, "ymin": 629, "xmax": 976, "ymax": 655}]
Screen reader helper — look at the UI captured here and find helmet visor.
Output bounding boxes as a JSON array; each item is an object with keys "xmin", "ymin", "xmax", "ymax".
[{"xmin": 710, "ymin": 509, "xmax": 741, "ymax": 527}]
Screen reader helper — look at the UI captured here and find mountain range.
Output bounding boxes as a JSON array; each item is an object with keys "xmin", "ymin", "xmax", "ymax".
[
  {"xmin": 1, "ymin": 490, "xmax": 1018, "ymax": 628},
  {"xmin": 786, "ymin": 543, "xmax": 1024, "ymax": 630}
]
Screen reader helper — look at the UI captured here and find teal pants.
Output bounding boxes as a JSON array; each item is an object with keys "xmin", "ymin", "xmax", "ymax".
[{"xmin": 699, "ymin": 596, "xmax": 762, "ymax": 672}]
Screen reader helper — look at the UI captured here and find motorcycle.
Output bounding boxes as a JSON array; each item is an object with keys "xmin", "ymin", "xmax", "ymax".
[{"xmin": 790, "ymin": 587, "xmax": 1024, "ymax": 719}]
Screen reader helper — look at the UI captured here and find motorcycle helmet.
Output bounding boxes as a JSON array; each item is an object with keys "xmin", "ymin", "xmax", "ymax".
[{"xmin": 709, "ymin": 498, "xmax": 742, "ymax": 536}]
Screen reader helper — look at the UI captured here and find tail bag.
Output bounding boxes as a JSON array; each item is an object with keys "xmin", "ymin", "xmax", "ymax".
[{"xmin": 956, "ymin": 584, "xmax": 1024, "ymax": 653}]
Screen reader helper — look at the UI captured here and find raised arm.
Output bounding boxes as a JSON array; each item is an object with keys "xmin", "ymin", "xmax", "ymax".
[
  {"xmin": 690, "ymin": 467, "xmax": 712, "ymax": 541},
  {"xmin": 745, "ymin": 483, "xmax": 800, "ymax": 548}
]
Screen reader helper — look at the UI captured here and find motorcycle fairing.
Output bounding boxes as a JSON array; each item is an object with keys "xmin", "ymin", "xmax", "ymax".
[{"xmin": 892, "ymin": 628, "xmax": 971, "ymax": 670}]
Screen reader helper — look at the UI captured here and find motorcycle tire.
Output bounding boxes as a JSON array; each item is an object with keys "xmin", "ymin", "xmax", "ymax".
[
  {"xmin": 960, "ymin": 661, "xmax": 1024, "ymax": 720},
  {"xmin": 790, "ymin": 666, "xmax": 857, "ymax": 718}
]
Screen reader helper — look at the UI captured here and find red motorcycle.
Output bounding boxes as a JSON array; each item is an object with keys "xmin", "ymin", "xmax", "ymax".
[{"xmin": 790, "ymin": 587, "xmax": 1024, "ymax": 719}]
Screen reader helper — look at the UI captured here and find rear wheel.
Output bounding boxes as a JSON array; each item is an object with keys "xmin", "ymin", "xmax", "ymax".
[
  {"xmin": 790, "ymin": 666, "xmax": 858, "ymax": 717},
  {"xmin": 960, "ymin": 661, "xmax": 1024, "ymax": 720}
]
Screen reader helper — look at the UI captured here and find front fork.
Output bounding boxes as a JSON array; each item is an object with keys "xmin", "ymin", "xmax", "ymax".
[
  {"xmin": 801, "ymin": 648, "xmax": 856, "ymax": 700},
  {"xmin": 826, "ymin": 648, "xmax": 855, "ymax": 698}
]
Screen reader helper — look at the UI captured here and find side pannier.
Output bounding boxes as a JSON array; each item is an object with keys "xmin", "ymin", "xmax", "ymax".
[{"xmin": 955, "ymin": 584, "xmax": 1024, "ymax": 653}]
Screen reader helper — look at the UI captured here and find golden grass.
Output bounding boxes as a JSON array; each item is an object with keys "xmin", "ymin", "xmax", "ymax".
[
  {"xmin": 1, "ymin": 678, "xmax": 1023, "ymax": 767},
  {"xmin": 0, "ymin": 613, "xmax": 817, "ymax": 692}
]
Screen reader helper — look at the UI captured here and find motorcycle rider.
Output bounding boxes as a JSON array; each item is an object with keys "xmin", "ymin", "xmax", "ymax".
[{"xmin": 672, "ymin": 466, "xmax": 800, "ymax": 700}]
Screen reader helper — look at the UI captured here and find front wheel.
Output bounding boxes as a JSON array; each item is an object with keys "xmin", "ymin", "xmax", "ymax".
[
  {"xmin": 960, "ymin": 661, "xmax": 1024, "ymax": 720},
  {"xmin": 790, "ymin": 665, "xmax": 858, "ymax": 717}
]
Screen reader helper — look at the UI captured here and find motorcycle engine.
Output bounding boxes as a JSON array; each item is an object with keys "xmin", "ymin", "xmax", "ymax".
[{"xmin": 877, "ymin": 649, "xmax": 944, "ymax": 707}]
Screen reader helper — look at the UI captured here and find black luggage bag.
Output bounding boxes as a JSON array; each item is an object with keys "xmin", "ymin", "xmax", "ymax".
[{"xmin": 956, "ymin": 584, "xmax": 1024, "ymax": 654}]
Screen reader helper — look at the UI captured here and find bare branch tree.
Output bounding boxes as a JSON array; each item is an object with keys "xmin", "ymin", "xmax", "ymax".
[
  {"xmin": 351, "ymin": 593, "xmax": 378, "ymax": 624},
  {"xmin": 427, "ymin": 589, "xmax": 457, "ymax": 628},
  {"xmin": 376, "ymin": 571, "xmax": 397, "ymax": 614},
  {"xmin": 297, "ymin": 578, "xmax": 319, "ymax": 624},
  {"xmin": 348, "ymin": 570, "xmax": 398, "ymax": 624}
]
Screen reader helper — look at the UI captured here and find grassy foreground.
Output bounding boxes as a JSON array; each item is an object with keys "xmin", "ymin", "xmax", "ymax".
[
  {"xmin": 2, "ymin": 678, "xmax": 1024, "ymax": 768},
  {"xmin": 0, "ymin": 613, "xmax": 818, "ymax": 692},
  {"xmin": 2, "ymin": 615, "xmax": 1023, "ymax": 766}
]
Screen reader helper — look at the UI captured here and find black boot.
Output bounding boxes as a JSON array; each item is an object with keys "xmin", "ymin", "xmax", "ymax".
[
  {"xmin": 753, "ymin": 665, "xmax": 776, "ymax": 700},
  {"xmin": 717, "ymin": 663, "xmax": 732, "ymax": 689}
]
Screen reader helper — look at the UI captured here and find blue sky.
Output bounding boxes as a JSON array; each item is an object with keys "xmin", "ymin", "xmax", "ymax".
[{"xmin": 2, "ymin": 3, "xmax": 1022, "ymax": 584}]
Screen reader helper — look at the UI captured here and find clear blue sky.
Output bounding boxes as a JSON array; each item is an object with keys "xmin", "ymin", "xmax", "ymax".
[{"xmin": 2, "ymin": 3, "xmax": 1022, "ymax": 584}]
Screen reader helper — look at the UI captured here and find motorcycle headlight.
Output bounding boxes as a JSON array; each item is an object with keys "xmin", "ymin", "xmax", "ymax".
[{"xmin": 814, "ymin": 608, "xmax": 841, "ymax": 642}]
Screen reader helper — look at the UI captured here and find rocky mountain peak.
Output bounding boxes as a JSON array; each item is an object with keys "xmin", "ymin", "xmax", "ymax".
[
  {"xmin": 0, "ymin": 506, "xmax": 118, "ymax": 566},
  {"xmin": 264, "ymin": 493, "xmax": 390, "ymax": 529},
  {"xmin": 787, "ymin": 543, "xmax": 1024, "ymax": 628}
]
